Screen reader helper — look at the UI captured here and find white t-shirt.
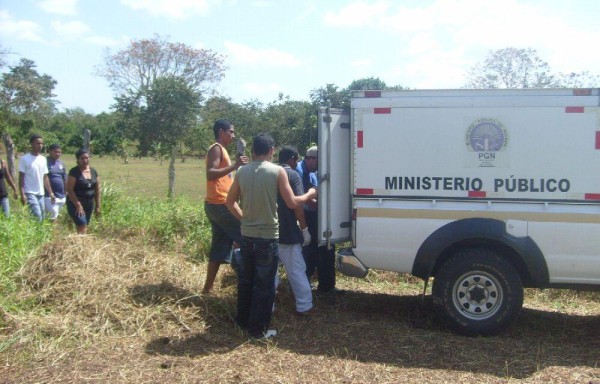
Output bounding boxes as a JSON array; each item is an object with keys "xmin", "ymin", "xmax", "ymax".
[{"xmin": 18, "ymin": 153, "xmax": 48, "ymax": 195}]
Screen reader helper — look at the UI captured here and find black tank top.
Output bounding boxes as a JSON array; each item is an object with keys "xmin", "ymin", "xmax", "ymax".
[{"xmin": 0, "ymin": 165, "xmax": 7, "ymax": 199}]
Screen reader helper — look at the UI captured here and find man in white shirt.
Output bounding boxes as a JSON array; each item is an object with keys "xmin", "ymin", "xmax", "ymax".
[{"xmin": 19, "ymin": 134, "xmax": 53, "ymax": 221}]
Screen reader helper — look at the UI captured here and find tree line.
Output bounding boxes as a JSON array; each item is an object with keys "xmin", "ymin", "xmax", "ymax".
[{"xmin": 1, "ymin": 36, "xmax": 598, "ymax": 160}]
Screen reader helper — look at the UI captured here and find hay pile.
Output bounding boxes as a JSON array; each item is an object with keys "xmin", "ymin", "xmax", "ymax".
[{"xmin": 14, "ymin": 235, "xmax": 225, "ymax": 339}]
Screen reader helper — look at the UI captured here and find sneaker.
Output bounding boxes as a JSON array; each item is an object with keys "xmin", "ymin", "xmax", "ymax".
[{"xmin": 250, "ymin": 329, "xmax": 277, "ymax": 341}]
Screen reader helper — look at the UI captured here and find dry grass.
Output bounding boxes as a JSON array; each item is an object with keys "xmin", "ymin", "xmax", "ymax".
[{"xmin": 1, "ymin": 234, "xmax": 598, "ymax": 383}]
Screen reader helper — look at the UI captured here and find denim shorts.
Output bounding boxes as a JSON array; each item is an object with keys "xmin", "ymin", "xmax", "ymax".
[
  {"xmin": 204, "ymin": 202, "xmax": 242, "ymax": 263},
  {"xmin": 67, "ymin": 199, "xmax": 94, "ymax": 227}
]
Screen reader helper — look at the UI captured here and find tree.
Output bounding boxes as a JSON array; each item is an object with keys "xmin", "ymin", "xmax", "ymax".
[
  {"xmin": 142, "ymin": 76, "xmax": 201, "ymax": 153},
  {"xmin": 346, "ymin": 77, "xmax": 390, "ymax": 92},
  {"xmin": 310, "ymin": 77, "xmax": 408, "ymax": 109},
  {"xmin": 0, "ymin": 58, "xmax": 57, "ymax": 116},
  {"xmin": 196, "ymin": 96, "xmax": 264, "ymax": 157},
  {"xmin": 100, "ymin": 35, "xmax": 226, "ymax": 155},
  {"xmin": 46, "ymin": 108, "xmax": 101, "ymax": 152},
  {"xmin": 96, "ymin": 34, "xmax": 227, "ymax": 98},
  {"xmin": 466, "ymin": 47, "xmax": 562, "ymax": 89},
  {"xmin": 309, "ymin": 83, "xmax": 346, "ymax": 109},
  {"xmin": 0, "ymin": 45, "xmax": 11, "ymax": 69},
  {"xmin": 554, "ymin": 71, "xmax": 599, "ymax": 88},
  {"xmin": 261, "ymin": 95, "xmax": 315, "ymax": 154}
]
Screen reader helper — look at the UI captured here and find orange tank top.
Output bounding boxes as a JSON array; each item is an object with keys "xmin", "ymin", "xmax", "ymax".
[{"xmin": 205, "ymin": 143, "xmax": 233, "ymax": 204}]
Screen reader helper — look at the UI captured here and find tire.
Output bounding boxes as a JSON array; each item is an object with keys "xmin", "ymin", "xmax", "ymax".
[{"xmin": 432, "ymin": 248, "xmax": 523, "ymax": 336}]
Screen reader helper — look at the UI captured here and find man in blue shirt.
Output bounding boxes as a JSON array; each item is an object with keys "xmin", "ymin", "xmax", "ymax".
[
  {"xmin": 296, "ymin": 146, "xmax": 341, "ymax": 295},
  {"xmin": 45, "ymin": 144, "xmax": 67, "ymax": 222}
]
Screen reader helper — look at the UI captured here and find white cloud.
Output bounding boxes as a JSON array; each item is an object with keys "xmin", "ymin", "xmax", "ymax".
[
  {"xmin": 50, "ymin": 20, "xmax": 126, "ymax": 48},
  {"xmin": 0, "ymin": 10, "xmax": 44, "ymax": 42},
  {"xmin": 224, "ymin": 41, "xmax": 301, "ymax": 68},
  {"xmin": 85, "ymin": 35, "xmax": 129, "ymax": 47},
  {"xmin": 387, "ymin": 47, "xmax": 470, "ymax": 89},
  {"xmin": 120, "ymin": 0, "xmax": 214, "ymax": 20},
  {"xmin": 324, "ymin": 0, "xmax": 600, "ymax": 80},
  {"xmin": 251, "ymin": 1, "xmax": 272, "ymax": 8},
  {"xmin": 297, "ymin": 2, "xmax": 316, "ymax": 20},
  {"xmin": 51, "ymin": 20, "xmax": 90, "ymax": 39},
  {"xmin": 323, "ymin": 1, "xmax": 389, "ymax": 28},
  {"xmin": 351, "ymin": 59, "xmax": 372, "ymax": 68},
  {"xmin": 37, "ymin": 0, "xmax": 78, "ymax": 16}
]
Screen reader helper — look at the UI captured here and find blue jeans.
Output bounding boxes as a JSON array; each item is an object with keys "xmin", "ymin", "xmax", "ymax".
[
  {"xmin": 25, "ymin": 193, "xmax": 44, "ymax": 221},
  {"xmin": 236, "ymin": 237, "xmax": 279, "ymax": 338},
  {"xmin": 1, "ymin": 197, "xmax": 9, "ymax": 217}
]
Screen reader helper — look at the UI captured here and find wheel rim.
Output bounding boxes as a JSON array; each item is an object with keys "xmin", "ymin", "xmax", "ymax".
[{"xmin": 452, "ymin": 270, "xmax": 503, "ymax": 320}]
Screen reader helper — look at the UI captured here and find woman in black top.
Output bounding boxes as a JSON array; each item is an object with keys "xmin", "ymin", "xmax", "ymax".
[
  {"xmin": 0, "ymin": 157, "xmax": 19, "ymax": 217},
  {"xmin": 66, "ymin": 148, "xmax": 101, "ymax": 234}
]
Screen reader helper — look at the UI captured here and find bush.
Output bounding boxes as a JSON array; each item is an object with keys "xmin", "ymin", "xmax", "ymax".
[{"xmin": 96, "ymin": 182, "xmax": 211, "ymax": 260}]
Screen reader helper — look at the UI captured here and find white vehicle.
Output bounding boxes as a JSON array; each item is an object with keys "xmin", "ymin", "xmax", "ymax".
[{"xmin": 317, "ymin": 88, "xmax": 600, "ymax": 335}]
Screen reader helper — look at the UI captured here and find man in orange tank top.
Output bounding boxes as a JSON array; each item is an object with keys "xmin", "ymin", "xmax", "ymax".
[{"xmin": 203, "ymin": 119, "xmax": 248, "ymax": 294}]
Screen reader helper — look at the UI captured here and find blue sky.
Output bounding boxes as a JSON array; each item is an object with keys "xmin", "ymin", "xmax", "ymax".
[{"xmin": 1, "ymin": 0, "xmax": 599, "ymax": 114}]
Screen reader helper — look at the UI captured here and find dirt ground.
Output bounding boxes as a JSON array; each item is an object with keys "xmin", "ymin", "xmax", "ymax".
[{"xmin": 1, "ymin": 236, "xmax": 599, "ymax": 383}]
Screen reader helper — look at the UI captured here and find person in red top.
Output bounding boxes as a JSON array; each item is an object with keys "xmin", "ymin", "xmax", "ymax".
[{"xmin": 202, "ymin": 119, "xmax": 248, "ymax": 294}]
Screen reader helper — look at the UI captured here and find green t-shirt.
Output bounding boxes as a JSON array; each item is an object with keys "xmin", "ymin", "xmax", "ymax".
[{"xmin": 235, "ymin": 160, "xmax": 280, "ymax": 239}]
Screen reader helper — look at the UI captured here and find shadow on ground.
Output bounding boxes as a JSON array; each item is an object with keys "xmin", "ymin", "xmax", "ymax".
[
  {"xmin": 130, "ymin": 281, "xmax": 243, "ymax": 357},
  {"xmin": 141, "ymin": 284, "xmax": 600, "ymax": 379}
]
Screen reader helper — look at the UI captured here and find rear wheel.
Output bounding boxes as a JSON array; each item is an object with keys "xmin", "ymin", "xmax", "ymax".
[{"xmin": 432, "ymin": 248, "xmax": 523, "ymax": 336}]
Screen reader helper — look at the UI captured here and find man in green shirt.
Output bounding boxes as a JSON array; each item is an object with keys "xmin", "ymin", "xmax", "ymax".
[{"xmin": 225, "ymin": 133, "xmax": 316, "ymax": 340}]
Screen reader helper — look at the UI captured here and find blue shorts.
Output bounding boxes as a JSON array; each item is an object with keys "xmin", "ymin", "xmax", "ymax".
[{"xmin": 67, "ymin": 199, "xmax": 94, "ymax": 227}]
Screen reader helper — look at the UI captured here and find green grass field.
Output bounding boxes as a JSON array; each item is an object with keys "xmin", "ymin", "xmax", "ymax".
[{"xmin": 93, "ymin": 155, "xmax": 207, "ymax": 202}]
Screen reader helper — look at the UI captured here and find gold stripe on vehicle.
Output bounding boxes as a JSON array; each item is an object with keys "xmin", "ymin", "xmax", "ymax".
[{"xmin": 357, "ymin": 208, "xmax": 600, "ymax": 224}]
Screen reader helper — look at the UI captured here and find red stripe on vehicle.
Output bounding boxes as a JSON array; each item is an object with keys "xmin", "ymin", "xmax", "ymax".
[
  {"xmin": 468, "ymin": 191, "xmax": 487, "ymax": 198},
  {"xmin": 565, "ymin": 106, "xmax": 584, "ymax": 113},
  {"xmin": 596, "ymin": 131, "xmax": 600, "ymax": 149},
  {"xmin": 374, "ymin": 107, "xmax": 391, "ymax": 114},
  {"xmin": 364, "ymin": 91, "xmax": 381, "ymax": 98},
  {"xmin": 573, "ymin": 89, "xmax": 592, "ymax": 96},
  {"xmin": 357, "ymin": 130, "xmax": 363, "ymax": 148},
  {"xmin": 356, "ymin": 188, "xmax": 374, "ymax": 195},
  {"xmin": 584, "ymin": 193, "xmax": 600, "ymax": 200}
]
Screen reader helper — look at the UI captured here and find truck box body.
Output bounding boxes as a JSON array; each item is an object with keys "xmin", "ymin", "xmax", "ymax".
[{"xmin": 317, "ymin": 89, "xmax": 600, "ymax": 334}]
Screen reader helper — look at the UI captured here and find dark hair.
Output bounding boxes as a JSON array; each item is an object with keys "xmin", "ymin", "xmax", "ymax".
[
  {"xmin": 48, "ymin": 144, "xmax": 61, "ymax": 151},
  {"xmin": 278, "ymin": 145, "xmax": 298, "ymax": 165},
  {"xmin": 75, "ymin": 148, "xmax": 89, "ymax": 160},
  {"xmin": 252, "ymin": 133, "xmax": 275, "ymax": 156},
  {"xmin": 213, "ymin": 119, "xmax": 233, "ymax": 139},
  {"xmin": 29, "ymin": 134, "xmax": 42, "ymax": 143}
]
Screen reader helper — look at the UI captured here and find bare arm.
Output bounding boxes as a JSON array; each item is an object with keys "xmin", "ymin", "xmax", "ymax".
[
  {"xmin": 206, "ymin": 145, "xmax": 248, "ymax": 181},
  {"xmin": 94, "ymin": 176, "xmax": 101, "ymax": 215},
  {"xmin": 2, "ymin": 161, "xmax": 17, "ymax": 198},
  {"xmin": 19, "ymin": 172, "xmax": 25, "ymax": 204},
  {"xmin": 43, "ymin": 174, "xmax": 54, "ymax": 202},
  {"xmin": 66, "ymin": 175, "xmax": 84, "ymax": 216},
  {"xmin": 277, "ymin": 168, "xmax": 316, "ymax": 209},
  {"xmin": 294, "ymin": 205, "xmax": 307, "ymax": 229},
  {"xmin": 225, "ymin": 176, "xmax": 243, "ymax": 221},
  {"xmin": 63, "ymin": 168, "xmax": 68, "ymax": 196}
]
